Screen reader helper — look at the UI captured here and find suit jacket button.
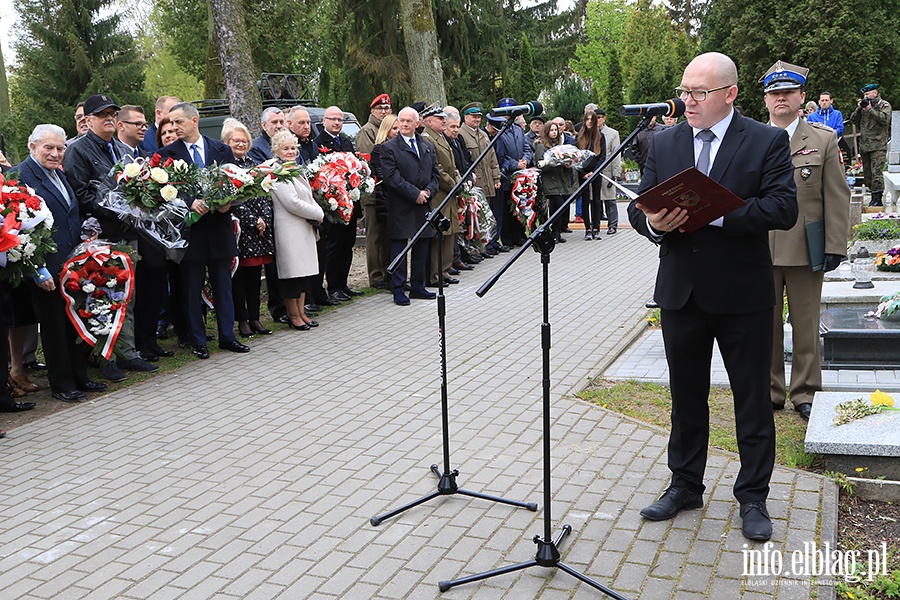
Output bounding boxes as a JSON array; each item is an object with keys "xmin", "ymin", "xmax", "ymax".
[{"xmin": 692, "ymin": 246, "xmax": 699, "ymax": 253}]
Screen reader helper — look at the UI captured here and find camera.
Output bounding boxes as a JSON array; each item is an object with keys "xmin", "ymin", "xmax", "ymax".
[{"xmin": 860, "ymin": 97, "xmax": 871, "ymax": 108}]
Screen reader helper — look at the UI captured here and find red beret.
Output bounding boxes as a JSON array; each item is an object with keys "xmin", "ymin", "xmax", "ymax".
[{"xmin": 370, "ymin": 94, "xmax": 391, "ymax": 109}]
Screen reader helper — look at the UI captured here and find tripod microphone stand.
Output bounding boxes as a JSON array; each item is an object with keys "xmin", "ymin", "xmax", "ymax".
[
  {"xmin": 371, "ymin": 113, "xmax": 539, "ymax": 527},
  {"xmin": 438, "ymin": 112, "xmax": 662, "ymax": 595}
]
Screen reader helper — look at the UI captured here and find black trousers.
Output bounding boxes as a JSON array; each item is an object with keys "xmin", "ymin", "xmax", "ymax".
[
  {"xmin": 390, "ymin": 238, "xmax": 429, "ymax": 293},
  {"xmin": 546, "ymin": 194, "xmax": 569, "ymax": 239},
  {"xmin": 661, "ymin": 295, "xmax": 775, "ymax": 503},
  {"xmin": 181, "ymin": 258, "xmax": 237, "ymax": 347},
  {"xmin": 580, "ymin": 177, "xmax": 604, "ymax": 230},
  {"xmin": 325, "ymin": 203, "xmax": 359, "ymax": 292},
  {"xmin": 30, "ymin": 281, "xmax": 89, "ymax": 393},
  {"xmin": 134, "ymin": 240, "xmax": 169, "ymax": 352},
  {"xmin": 232, "ymin": 264, "xmax": 263, "ymax": 322}
]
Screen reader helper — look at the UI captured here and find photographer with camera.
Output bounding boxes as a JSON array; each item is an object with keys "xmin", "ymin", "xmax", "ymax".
[{"xmin": 850, "ymin": 83, "xmax": 892, "ymax": 206}]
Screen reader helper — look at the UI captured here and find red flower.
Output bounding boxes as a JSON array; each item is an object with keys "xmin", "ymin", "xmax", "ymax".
[
  {"xmin": 92, "ymin": 289, "xmax": 106, "ymax": 299},
  {"xmin": 232, "ymin": 178, "xmax": 243, "ymax": 188},
  {"xmin": 318, "ymin": 145, "xmax": 332, "ymax": 154},
  {"xmin": 91, "ymin": 275, "xmax": 108, "ymax": 286},
  {"xmin": 115, "ymin": 272, "xmax": 129, "ymax": 284},
  {"xmin": 149, "ymin": 154, "xmax": 161, "ymax": 167},
  {"xmin": 64, "ymin": 279, "xmax": 81, "ymax": 293},
  {"xmin": 24, "ymin": 196, "xmax": 41, "ymax": 211},
  {"xmin": 77, "ymin": 309, "xmax": 93, "ymax": 318},
  {"xmin": 163, "ymin": 157, "xmax": 174, "ymax": 167},
  {"xmin": 110, "ymin": 304, "xmax": 122, "ymax": 311}
]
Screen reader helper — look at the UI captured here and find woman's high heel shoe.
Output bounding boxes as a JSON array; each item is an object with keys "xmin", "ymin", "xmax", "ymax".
[
  {"xmin": 303, "ymin": 320, "xmax": 319, "ymax": 328},
  {"xmin": 250, "ymin": 320, "xmax": 273, "ymax": 335},
  {"xmin": 288, "ymin": 320, "xmax": 311, "ymax": 331}
]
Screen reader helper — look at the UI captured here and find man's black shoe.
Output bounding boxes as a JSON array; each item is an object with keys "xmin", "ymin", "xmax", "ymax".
[
  {"xmin": 193, "ymin": 345, "xmax": 210, "ymax": 359},
  {"xmin": 330, "ymin": 290, "xmax": 352, "ymax": 302},
  {"xmin": 52, "ymin": 390, "xmax": 86, "ymax": 403},
  {"xmin": 118, "ymin": 357, "xmax": 160, "ymax": 372},
  {"xmin": 99, "ymin": 361, "xmax": 127, "ymax": 382},
  {"xmin": 645, "ymin": 300, "xmax": 659, "ymax": 309},
  {"xmin": 447, "ymin": 267, "xmax": 460, "ymax": 275},
  {"xmin": 150, "ymin": 345, "xmax": 175, "ymax": 358},
  {"xmin": 796, "ymin": 403, "xmax": 812, "ymax": 420},
  {"xmin": 305, "ymin": 304, "xmax": 321, "ymax": 313},
  {"xmin": 77, "ymin": 381, "xmax": 108, "ymax": 393},
  {"xmin": 373, "ymin": 281, "xmax": 389, "ymax": 289},
  {"xmin": 342, "ymin": 287, "xmax": 363, "ymax": 296},
  {"xmin": 24, "ymin": 360, "xmax": 47, "ymax": 370},
  {"xmin": 772, "ymin": 402, "xmax": 785, "ymax": 411},
  {"xmin": 220, "ymin": 340, "xmax": 251, "ymax": 353},
  {"xmin": 444, "ymin": 277, "xmax": 459, "ymax": 284},
  {"xmin": 156, "ymin": 324, "xmax": 169, "ymax": 339},
  {"xmin": 0, "ymin": 401, "xmax": 36, "ymax": 412},
  {"xmin": 410, "ymin": 289, "xmax": 437, "ymax": 300},
  {"xmin": 393, "ymin": 292, "xmax": 410, "ymax": 306},
  {"xmin": 319, "ymin": 297, "xmax": 340, "ymax": 306},
  {"xmin": 640, "ymin": 487, "xmax": 703, "ymax": 521},
  {"xmin": 740, "ymin": 501, "xmax": 772, "ymax": 541},
  {"xmin": 498, "ymin": 245, "xmax": 512, "ymax": 252}
]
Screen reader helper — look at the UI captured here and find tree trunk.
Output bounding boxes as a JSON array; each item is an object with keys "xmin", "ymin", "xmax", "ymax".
[
  {"xmin": 204, "ymin": 0, "xmax": 224, "ymax": 101},
  {"xmin": 208, "ymin": 0, "xmax": 262, "ymax": 137},
  {"xmin": 399, "ymin": 0, "xmax": 446, "ymax": 106},
  {"xmin": 0, "ymin": 44, "xmax": 10, "ymax": 118}
]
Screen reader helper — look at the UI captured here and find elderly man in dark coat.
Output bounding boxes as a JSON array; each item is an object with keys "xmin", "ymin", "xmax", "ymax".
[{"xmin": 379, "ymin": 107, "xmax": 440, "ymax": 306}]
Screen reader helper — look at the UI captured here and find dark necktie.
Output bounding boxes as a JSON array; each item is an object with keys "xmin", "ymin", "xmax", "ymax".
[
  {"xmin": 409, "ymin": 137, "xmax": 419, "ymax": 158},
  {"xmin": 696, "ymin": 129, "xmax": 715, "ymax": 175},
  {"xmin": 191, "ymin": 144, "xmax": 204, "ymax": 166},
  {"xmin": 334, "ymin": 135, "xmax": 342, "ymax": 150},
  {"xmin": 107, "ymin": 141, "xmax": 118, "ymax": 164},
  {"xmin": 133, "ymin": 147, "xmax": 139, "ymax": 158}
]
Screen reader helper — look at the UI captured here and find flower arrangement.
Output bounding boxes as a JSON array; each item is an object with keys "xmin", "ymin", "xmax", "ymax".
[
  {"xmin": 537, "ymin": 144, "xmax": 595, "ymax": 169},
  {"xmin": 112, "ymin": 154, "xmax": 202, "ymax": 210},
  {"xmin": 0, "ymin": 173, "xmax": 58, "ymax": 286},
  {"xmin": 869, "ymin": 291, "xmax": 900, "ymax": 320},
  {"xmin": 874, "ymin": 244, "xmax": 900, "ymax": 272},
  {"xmin": 509, "ymin": 168, "xmax": 540, "ymax": 235},
  {"xmin": 852, "ymin": 218, "xmax": 900, "ymax": 241},
  {"xmin": 59, "ymin": 239, "xmax": 135, "ymax": 360},
  {"xmin": 306, "ymin": 152, "xmax": 375, "ymax": 225},
  {"xmin": 833, "ymin": 390, "xmax": 900, "ymax": 426}
]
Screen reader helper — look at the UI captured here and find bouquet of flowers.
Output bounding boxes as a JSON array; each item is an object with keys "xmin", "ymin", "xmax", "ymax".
[
  {"xmin": 875, "ymin": 244, "xmax": 900, "ymax": 272},
  {"xmin": 833, "ymin": 390, "xmax": 900, "ymax": 426},
  {"xmin": 0, "ymin": 173, "xmax": 58, "ymax": 286},
  {"xmin": 509, "ymin": 168, "xmax": 540, "ymax": 235},
  {"xmin": 306, "ymin": 152, "xmax": 375, "ymax": 225},
  {"xmin": 537, "ymin": 144, "xmax": 595, "ymax": 169},
  {"xmin": 59, "ymin": 239, "xmax": 136, "ymax": 360},
  {"xmin": 111, "ymin": 154, "xmax": 202, "ymax": 210}
]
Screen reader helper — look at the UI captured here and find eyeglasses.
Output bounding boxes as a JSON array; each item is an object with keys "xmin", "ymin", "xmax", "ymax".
[
  {"xmin": 675, "ymin": 85, "xmax": 733, "ymax": 102},
  {"xmin": 229, "ymin": 139, "xmax": 250, "ymax": 146},
  {"xmin": 373, "ymin": 106, "xmax": 391, "ymax": 112},
  {"xmin": 92, "ymin": 110, "xmax": 119, "ymax": 119},
  {"xmin": 323, "ymin": 116, "xmax": 343, "ymax": 121},
  {"xmin": 121, "ymin": 120, "xmax": 148, "ymax": 129}
]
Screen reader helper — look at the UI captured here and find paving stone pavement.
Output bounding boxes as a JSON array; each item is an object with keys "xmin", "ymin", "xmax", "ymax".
[{"xmin": 0, "ymin": 221, "xmax": 836, "ymax": 599}]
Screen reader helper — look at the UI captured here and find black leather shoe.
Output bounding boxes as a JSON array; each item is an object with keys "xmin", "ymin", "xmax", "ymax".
[
  {"xmin": 740, "ymin": 501, "xmax": 772, "ymax": 541},
  {"xmin": 249, "ymin": 321, "xmax": 273, "ymax": 335},
  {"xmin": 77, "ymin": 381, "xmax": 108, "ymax": 393},
  {"xmin": 393, "ymin": 292, "xmax": 411, "ymax": 306},
  {"xmin": 447, "ymin": 267, "xmax": 460, "ymax": 275},
  {"xmin": 342, "ymin": 287, "xmax": 363, "ymax": 296},
  {"xmin": 373, "ymin": 281, "xmax": 389, "ymax": 289},
  {"xmin": 796, "ymin": 403, "xmax": 812, "ymax": 420},
  {"xmin": 152, "ymin": 345, "xmax": 175, "ymax": 357},
  {"xmin": 52, "ymin": 390, "xmax": 86, "ymax": 403},
  {"xmin": 320, "ymin": 297, "xmax": 341, "ymax": 306},
  {"xmin": 640, "ymin": 487, "xmax": 703, "ymax": 521},
  {"xmin": 498, "ymin": 245, "xmax": 512, "ymax": 252},
  {"xmin": 99, "ymin": 362, "xmax": 127, "ymax": 382},
  {"xmin": 118, "ymin": 357, "xmax": 160, "ymax": 372},
  {"xmin": 304, "ymin": 304, "xmax": 321, "ymax": 313},
  {"xmin": 24, "ymin": 360, "xmax": 47, "ymax": 370},
  {"xmin": 305, "ymin": 320, "xmax": 319, "ymax": 328},
  {"xmin": 330, "ymin": 290, "xmax": 352, "ymax": 302},
  {"xmin": 0, "ymin": 401, "xmax": 36, "ymax": 412},
  {"xmin": 557, "ymin": 236, "xmax": 567, "ymax": 243},
  {"xmin": 645, "ymin": 300, "xmax": 659, "ymax": 309},
  {"xmin": 193, "ymin": 345, "xmax": 210, "ymax": 359},
  {"xmin": 275, "ymin": 314, "xmax": 290, "ymax": 324},
  {"xmin": 444, "ymin": 277, "xmax": 459, "ymax": 284},
  {"xmin": 607, "ymin": 226, "xmax": 617, "ymax": 235},
  {"xmin": 220, "ymin": 340, "xmax": 251, "ymax": 353},
  {"xmin": 772, "ymin": 402, "xmax": 785, "ymax": 411},
  {"xmin": 410, "ymin": 289, "xmax": 437, "ymax": 300}
]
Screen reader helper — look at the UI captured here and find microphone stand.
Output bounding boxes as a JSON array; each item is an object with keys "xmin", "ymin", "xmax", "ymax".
[
  {"xmin": 370, "ymin": 113, "xmax": 539, "ymax": 527},
  {"xmin": 437, "ymin": 113, "xmax": 657, "ymax": 596}
]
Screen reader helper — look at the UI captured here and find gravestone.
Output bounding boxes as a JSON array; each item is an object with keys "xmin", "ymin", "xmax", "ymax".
[
  {"xmin": 889, "ymin": 111, "xmax": 900, "ymax": 173},
  {"xmin": 820, "ymin": 307, "xmax": 900, "ymax": 369},
  {"xmin": 805, "ymin": 391, "xmax": 900, "ymax": 480}
]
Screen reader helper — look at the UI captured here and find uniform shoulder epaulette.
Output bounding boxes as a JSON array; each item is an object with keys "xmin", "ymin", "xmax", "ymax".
[{"xmin": 807, "ymin": 121, "xmax": 835, "ymax": 134}]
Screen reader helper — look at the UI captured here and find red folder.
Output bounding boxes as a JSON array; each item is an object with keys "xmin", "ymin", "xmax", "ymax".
[{"xmin": 636, "ymin": 167, "xmax": 746, "ymax": 233}]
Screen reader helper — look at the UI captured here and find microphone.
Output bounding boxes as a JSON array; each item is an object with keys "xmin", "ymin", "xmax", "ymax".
[
  {"xmin": 620, "ymin": 98, "xmax": 685, "ymax": 118},
  {"xmin": 489, "ymin": 101, "xmax": 544, "ymax": 118}
]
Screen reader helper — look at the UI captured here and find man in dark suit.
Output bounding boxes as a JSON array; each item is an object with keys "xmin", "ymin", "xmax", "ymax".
[
  {"xmin": 156, "ymin": 102, "xmax": 250, "ymax": 359},
  {"xmin": 139, "ymin": 96, "xmax": 180, "ymax": 154},
  {"xmin": 13, "ymin": 124, "xmax": 108, "ymax": 403},
  {"xmin": 247, "ymin": 107, "xmax": 286, "ymax": 165},
  {"xmin": 627, "ymin": 52, "xmax": 798, "ymax": 541},
  {"xmin": 314, "ymin": 105, "xmax": 362, "ymax": 302},
  {"xmin": 380, "ymin": 107, "xmax": 440, "ymax": 306}
]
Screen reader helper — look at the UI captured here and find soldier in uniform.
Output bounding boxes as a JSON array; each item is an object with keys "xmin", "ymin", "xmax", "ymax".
[
  {"xmin": 850, "ymin": 83, "xmax": 892, "ymax": 206},
  {"xmin": 761, "ymin": 61, "xmax": 849, "ymax": 421},
  {"xmin": 419, "ymin": 104, "xmax": 463, "ymax": 286},
  {"xmin": 458, "ymin": 102, "xmax": 502, "ymax": 257},
  {"xmin": 356, "ymin": 93, "xmax": 393, "ymax": 288}
]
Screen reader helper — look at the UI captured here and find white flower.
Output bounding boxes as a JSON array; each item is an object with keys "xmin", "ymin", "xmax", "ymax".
[
  {"xmin": 329, "ymin": 199, "xmax": 338, "ymax": 210},
  {"xmin": 350, "ymin": 188, "xmax": 360, "ymax": 201},
  {"xmin": 43, "ymin": 212, "xmax": 54, "ymax": 229},
  {"xmin": 23, "ymin": 243, "xmax": 36, "ymax": 258},
  {"xmin": 18, "ymin": 233, "xmax": 31, "ymax": 245},
  {"xmin": 123, "ymin": 162, "xmax": 142, "ymax": 178},
  {"xmin": 82, "ymin": 282, "xmax": 96, "ymax": 293},
  {"xmin": 260, "ymin": 174, "xmax": 276, "ymax": 193},
  {"xmin": 7, "ymin": 246, "xmax": 21, "ymax": 262},
  {"xmin": 150, "ymin": 168, "xmax": 169, "ymax": 184},
  {"xmin": 173, "ymin": 159, "xmax": 188, "ymax": 172},
  {"xmin": 307, "ymin": 164, "xmax": 319, "ymax": 174},
  {"xmin": 106, "ymin": 279, "xmax": 116, "ymax": 288},
  {"xmin": 160, "ymin": 185, "xmax": 178, "ymax": 202}
]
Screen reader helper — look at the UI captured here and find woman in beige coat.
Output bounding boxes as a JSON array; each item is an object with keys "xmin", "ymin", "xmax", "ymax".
[{"xmin": 269, "ymin": 130, "xmax": 325, "ymax": 330}]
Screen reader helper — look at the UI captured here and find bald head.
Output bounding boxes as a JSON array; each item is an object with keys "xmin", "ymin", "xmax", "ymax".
[{"xmin": 687, "ymin": 52, "xmax": 738, "ymax": 87}]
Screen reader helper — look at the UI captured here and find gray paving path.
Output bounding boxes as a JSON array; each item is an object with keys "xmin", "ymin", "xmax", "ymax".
[{"xmin": 0, "ymin": 221, "xmax": 835, "ymax": 599}]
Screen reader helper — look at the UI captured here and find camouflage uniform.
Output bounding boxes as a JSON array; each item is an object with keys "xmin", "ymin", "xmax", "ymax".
[{"xmin": 850, "ymin": 94, "xmax": 892, "ymax": 199}]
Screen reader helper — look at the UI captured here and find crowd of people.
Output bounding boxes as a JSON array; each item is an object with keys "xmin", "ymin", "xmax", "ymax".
[{"xmin": 0, "ymin": 91, "xmax": 625, "ymax": 419}]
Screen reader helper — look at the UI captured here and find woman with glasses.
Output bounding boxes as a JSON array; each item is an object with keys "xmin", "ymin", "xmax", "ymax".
[{"xmin": 221, "ymin": 118, "xmax": 276, "ymax": 338}]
